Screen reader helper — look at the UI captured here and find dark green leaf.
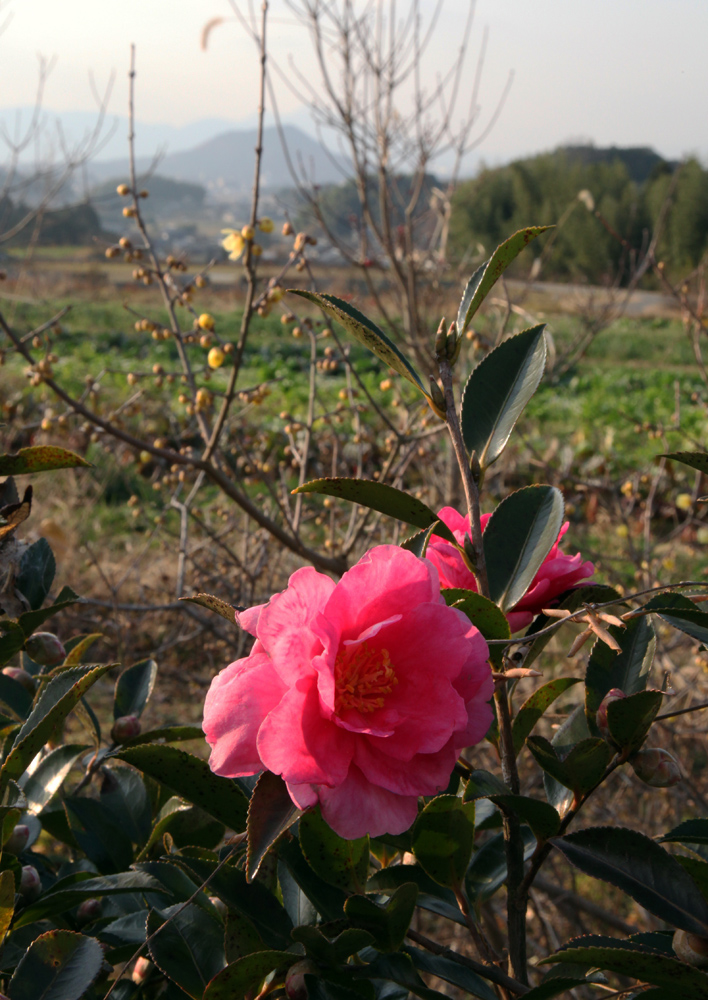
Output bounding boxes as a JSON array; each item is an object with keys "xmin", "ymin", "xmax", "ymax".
[
  {"xmin": 224, "ymin": 911, "xmax": 265, "ymax": 963},
  {"xmin": 528, "ymin": 734, "xmax": 612, "ymax": 800},
  {"xmin": 140, "ymin": 799, "xmax": 225, "ymax": 857},
  {"xmin": 663, "ymin": 818, "xmax": 708, "ymax": 846},
  {"xmin": 522, "ymin": 974, "xmax": 605, "ymax": 1000},
  {"xmin": 116, "ymin": 745, "xmax": 248, "ymax": 833},
  {"xmin": 541, "ymin": 705, "xmax": 590, "ymax": 815},
  {"xmin": 512, "ymin": 678, "xmax": 582, "ymax": 754},
  {"xmin": 463, "ymin": 769, "xmax": 509, "ymax": 800},
  {"xmin": 16, "ymin": 539, "xmax": 55, "ymax": 611},
  {"xmin": 366, "ymin": 864, "xmax": 464, "ymax": 926},
  {"xmin": 483, "ymin": 486, "xmax": 565, "ymax": 612},
  {"xmin": 0, "ymin": 625, "xmax": 25, "ymax": 668},
  {"xmin": 20, "ymin": 745, "xmax": 87, "ymax": 815},
  {"xmin": 148, "ymin": 903, "xmax": 225, "ymax": 1000},
  {"xmin": 0, "ymin": 673, "xmax": 34, "ymax": 721},
  {"xmin": 118, "ymin": 725, "xmax": 205, "ymax": 748},
  {"xmin": 288, "ymin": 290, "xmax": 428, "ymax": 396},
  {"xmin": 552, "ymin": 827, "xmax": 708, "ymax": 935},
  {"xmin": 299, "ymin": 806, "xmax": 369, "ymax": 893},
  {"xmin": 291, "ymin": 925, "xmax": 374, "ymax": 966},
  {"xmin": 675, "ymin": 855, "xmax": 708, "ymax": 903},
  {"xmin": 293, "ymin": 478, "xmax": 456, "ymax": 543},
  {"xmin": 585, "ymin": 615, "xmax": 655, "ymax": 730},
  {"xmin": 2, "ymin": 663, "xmax": 113, "ymax": 790},
  {"xmin": 277, "ymin": 835, "xmax": 347, "ymax": 923},
  {"xmin": 458, "ymin": 227, "xmax": 551, "ymax": 332},
  {"xmin": 356, "ymin": 950, "xmax": 450, "ymax": 999},
  {"xmin": 14, "ymin": 871, "xmax": 169, "ymax": 928},
  {"xmin": 661, "ymin": 451, "xmax": 708, "ymax": 475},
  {"xmin": 0, "ymin": 446, "xmax": 90, "ymax": 476},
  {"xmin": 442, "ymin": 590, "xmax": 510, "ymax": 668},
  {"xmin": 461, "ymin": 324, "xmax": 546, "ymax": 470},
  {"xmin": 411, "ymin": 795, "xmax": 475, "ymax": 889},
  {"xmin": 644, "ymin": 592, "xmax": 708, "ymax": 646},
  {"xmin": 247, "ymin": 771, "xmax": 301, "ymax": 880},
  {"xmin": 465, "ymin": 827, "xmax": 536, "ymax": 901},
  {"xmin": 114, "ymin": 658, "xmax": 157, "ymax": 720},
  {"xmin": 204, "ymin": 951, "xmax": 296, "ymax": 1000},
  {"xmin": 176, "ymin": 855, "xmax": 293, "ymax": 949},
  {"xmin": 6, "ymin": 929, "xmax": 103, "ymax": 1000},
  {"xmin": 344, "ymin": 882, "xmax": 418, "ymax": 952},
  {"xmin": 456, "ymin": 261, "xmax": 487, "ymax": 334},
  {"xmin": 100, "ymin": 765, "xmax": 153, "ymax": 844},
  {"xmin": 607, "ymin": 689, "xmax": 663, "ymax": 752},
  {"xmin": 64, "ymin": 796, "xmax": 134, "ymax": 873},
  {"xmin": 542, "ymin": 936, "xmax": 708, "ymax": 997},
  {"xmin": 404, "ymin": 945, "xmax": 497, "ymax": 1000},
  {"xmin": 305, "ymin": 973, "xmax": 375, "ymax": 1000},
  {"xmin": 491, "ymin": 795, "xmax": 560, "ymax": 841},
  {"xmin": 15, "ymin": 586, "xmax": 79, "ymax": 639},
  {"xmin": 400, "ymin": 521, "xmax": 441, "ymax": 557}
]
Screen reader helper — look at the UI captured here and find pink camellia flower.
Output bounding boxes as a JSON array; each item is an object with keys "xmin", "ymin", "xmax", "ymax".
[
  {"xmin": 203, "ymin": 545, "xmax": 493, "ymax": 840},
  {"xmin": 426, "ymin": 507, "xmax": 594, "ymax": 632}
]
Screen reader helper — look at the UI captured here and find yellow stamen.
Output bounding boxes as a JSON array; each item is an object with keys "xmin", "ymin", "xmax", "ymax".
[{"xmin": 334, "ymin": 642, "xmax": 398, "ymax": 714}]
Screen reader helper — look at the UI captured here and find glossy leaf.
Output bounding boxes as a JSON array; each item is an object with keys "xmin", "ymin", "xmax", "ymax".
[
  {"xmin": 62, "ymin": 633, "xmax": 102, "ymax": 666},
  {"xmin": 247, "ymin": 771, "xmax": 301, "ymax": 880},
  {"xmin": 458, "ymin": 227, "xmax": 550, "ymax": 332},
  {"xmin": 585, "ymin": 615, "xmax": 656, "ymax": 729},
  {"xmin": 0, "ymin": 673, "xmax": 34, "ymax": 721},
  {"xmin": 16, "ymin": 538, "xmax": 55, "ymax": 611},
  {"xmin": 64, "ymin": 796, "xmax": 134, "ymax": 873},
  {"xmin": 114, "ymin": 658, "xmax": 158, "ymax": 720},
  {"xmin": 1, "ymin": 663, "xmax": 113, "ymax": 790},
  {"xmin": 461, "ymin": 324, "xmax": 546, "ymax": 469},
  {"xmin": 661, "ymin": 451, "xmax": 708, "ymax": 475},
  {"xmin": 288, "ymin": 289, "xmax": 429, "ymax": 397},
  {"xmin": 443, "ymin": 589, "xmax": 510, "ymax": 667},
  {"xmin": 148, "ymin": 903, "xmax": 225, "ymax": 1000},
  {"xmin": 116, "ymin": 745, "xmax": 248, "ymax": 833},
  {"xmin": 305, "ymin": 973, "xmax": 375, "ymax": 1000},
  {"xmin": 344, "ymin": 882, "xmax": 418, "ymax": 952},
  {"xmin": 606, "ymin": 689, "xmax": 663, "ymax": 752},
  {"xmin": 483, "ymin": 485, "xmax": 565, "ymax": 612},
  {"xmin": 277, "ymin": 835, "xmax": 347, "ymax": 923},
  {"xmin": 118, "ymin": 724, "xmax": 205, "ymax": 748},
  {"xmin": 356, "ymin": 951, "xmax": 450, "ymax": 999},
  {"xmin": 291, "ymin": 925, "xmax": 374, "ymax": 966},
  {"xmin": 0, "ymin": 869, "xmax": 14, "ymax": 947},
  {"xmin": 400, "ymin": 521, "xmax": 441, "ymax": 557},
  {"xmin": 644, "ymin": 592, "xmax": 708, "ymax": 646},
  {"xmin": 6, "ymin": 929, "xmax": 103, "ymax": 1000},
  {"xmin": 411, "ymin": 795, "xmax": 475, "ymax": 889},
  {"xmin": 15, "ymin": 585, "xmax": 79, "ymax": 638},
  {"xmin": 14, "ymin": 871, "xmax": 169, "ymax": 928},
  {"xmin": 366, "ymin": 864, "xmax": 463, "ymax": 925},
  {"xmin": 512, "ymin": 677, "xmax": 582, "ymax": 754},
  {"xmin": 404, "ymin": 945, "xmax": 497, "ymax": 1000},
  {"xmin": 0, "ymin": 445, "xmax": 90, "ymax": 476},
  {"xmin": 463, "ymin": 769, "xmax": 509, "ymax": 800},
  {"xmin": 299, "ymin": 807, "xmax": 369, "ymax": 893},
  {"xmin": 541, "ymin": 705, "xmax": 591, "ymax": 816},
  {"xmin": 456, "ymin": 261, "xmax": 487, "ymax": 334},
  {"xmin": 492, "ymin": 795, "xmax": 560, "ymax": 841},
  {"xmin": 551, "ymin": 826, "xmax": 708, "ymax": 935},
  {"xmin": 662, "ymin": 818, "xmax": 708, "ymax": 846},
  {"xmin": 528, "ymin": 735, "xmax": 613, "ymax": 800},
  {"xmin": 224, "ymin": 911, "xmax": 265, "ymax": 963},
  {"xmin": 203, "ymin": 951, "xmax": 297, "ymax": 1000},
  {"xmin": 20, "ymin": 744, "xmax": 87, "ymax": 815},
  {"xmin": 675, "ymin": 855, "xmax": 708, "ymax": 903},
  {"xmin": 466, "ymin": 827, "xmax": 536, "ymax": 901},
  {"xmin": 542, "ymin": 936, "xmax": 708, "ymax": 997},
  {"xmin": 293, "ymin": 478, "xmax": 456, "ymax": 543}
]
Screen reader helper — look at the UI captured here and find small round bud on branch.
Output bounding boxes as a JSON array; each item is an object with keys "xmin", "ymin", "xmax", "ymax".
[
  {"xmin": 24, "ymin": 632, "xmax": 66, "ymax": 667},
  {"xmin": 285, "ymin": 960, "xmax": 319, "ymax": 999},
  {"xmin": 4, "ymin": 824, "xmax": 29, "ymax": 854},
  {"xmin": 629, "ymin": 747, "xmax": 682, "ymax": 787},
  {"xmin": 20, "ymin": 865, "xmax": 41, "ymax": 900},
  {"xmin": 111, "ymin": 715, "xmax": 142, "ymax": 744},
  {"xmin": 2, "ymin": 667, "xmax": 37, "ymax": 694},
  {"xmin": 673, "ymin": 930, "xmax": 708, "ymax": 967}
]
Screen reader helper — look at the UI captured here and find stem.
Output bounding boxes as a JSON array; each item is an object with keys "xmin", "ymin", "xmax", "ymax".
[
  {"xmin": 437, "ymin": 348, "xmax": 526, "ymax": 983},
  {"xmin": 406, "ymin": 929, "xmax": 530, "ymax": 996}
]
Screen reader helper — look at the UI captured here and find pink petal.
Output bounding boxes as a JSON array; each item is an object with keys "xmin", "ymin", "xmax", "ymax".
[
  {"xmin": 257, "ymin": 677, "xmax": 354, "ymax": 786},
  {"xmin": 286, "ymin": 782, "xmax": 319, "ymax": 810},
  {"xmin": 258, "ymin": 566, "xmax": 335, "ymax": 682},
  {"xmin": 235, "ymin": 603, "xmax": 267, "ymax": 636},
  {"xmin": 354, "ymin": 739, "xmax": 457, "ymax": 796},
  {"xmin": 318, "ymin": 765, "xmax": 420, "ymax": 839},
  {"xmin": 203, "ymin": 651, "xmax": 286, "ymax": 776}
]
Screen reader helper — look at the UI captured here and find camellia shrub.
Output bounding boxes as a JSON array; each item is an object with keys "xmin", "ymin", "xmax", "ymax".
[{"xmin": 3, "ymin": 230, "xmax": 708, "ymax": 999}]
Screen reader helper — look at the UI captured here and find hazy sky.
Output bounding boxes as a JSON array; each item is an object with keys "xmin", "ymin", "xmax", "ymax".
[{"xmin": 1, "ymin": 0, "xmax": 706, "ymax": 168}]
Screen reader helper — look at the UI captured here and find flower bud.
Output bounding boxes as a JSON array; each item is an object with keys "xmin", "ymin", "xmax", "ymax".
[
  {"xmin": 595, "ymin": 688, "xmax": 626, "ymax": 741},
  {"xmin": 20, "ymin": 865, "xmax": 41, "ymax": 900},
  {"xmin": 24, "ymin": 632, "xmax": 66, "ymax": 667},
  {"xmin": 116, "ymin": 184, "xmax": 130, "ymax": 196},
  {"xmin": 131, "ymin": 957, "xmax": 154, "ymax": 985},
  {"xmin": 111, "ymin": 715, "xmax": 142, "ymax": 743},
  {"xmin": 427, "ymin": 376, "xmax": 447, "ymax": 419},
  {"xmin": 630, "ymin": 748, "xmax": 682, "ymax": 787},
  {"xmin": 673, "ymin": 930, "xmax": 708, "ymax": 967},
  {"xmin": 241, "ymin": 224, "xmax": 255, "ymax": 241},
  {"xmin": 433, "ymin": 317, "xmax": 447, "ymax": 359},
  {"xmin": 198, "ymin": 313, "xmax": 215, "ymax": 331},
  {"xmin": 258, "ymin": 217, "xmax": 274, "ymax": 233},
  {"xmin": 4, "ymin": 824, "xmax": 29, "ymax": 854},
  {"xmin": 2, "ymin": 667, "xmax": 37, "ymax": 695},
  {"xmin": 77, "ymin": 898, "xmax": 102, "ymax": 924},
  {"xmin": 285, "ymin": 960, "xmax": 319, "ymax": 1000}
]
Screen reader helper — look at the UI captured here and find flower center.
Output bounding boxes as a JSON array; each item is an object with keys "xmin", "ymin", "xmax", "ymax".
[{"xmin": 334, "ymin": 641, "xmax": 398, "ymax": 715}]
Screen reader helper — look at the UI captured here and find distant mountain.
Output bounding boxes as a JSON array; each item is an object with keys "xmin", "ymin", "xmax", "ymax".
[
  {"xmin": 558, "ymin": 145, "xmax": 677, "ymax": 185},
  {"xmin": 85, "ymin": 125, "xmax": 349, "ymax": 197}
]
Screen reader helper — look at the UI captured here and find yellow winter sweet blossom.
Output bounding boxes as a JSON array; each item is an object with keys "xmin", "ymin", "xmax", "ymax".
[{"xmin": 221, "ymin": 229, "xmax": 245, "ymax": 260}]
